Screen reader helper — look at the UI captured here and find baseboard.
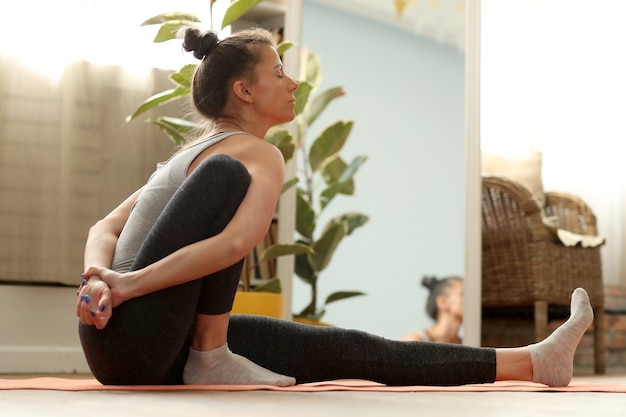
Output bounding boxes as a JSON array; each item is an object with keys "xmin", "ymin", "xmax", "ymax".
[
  {"xmin": 0, "ymin": 345, "xmax": 89, "ymax": 374},
  {"xmin": 0, "ymin": 285, "xmax": 90, "ymax": 374}
]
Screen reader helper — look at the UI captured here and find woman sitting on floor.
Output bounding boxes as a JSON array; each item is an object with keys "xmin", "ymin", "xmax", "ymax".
[{"xmin": 76, "ymin": 27, "xmax": 592, "ymax": 388}]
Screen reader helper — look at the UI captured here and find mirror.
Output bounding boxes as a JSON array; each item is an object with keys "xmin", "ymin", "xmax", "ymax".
[{"xmin": 300, "ymin": 0, "xmax": 468, "ymax": 340}]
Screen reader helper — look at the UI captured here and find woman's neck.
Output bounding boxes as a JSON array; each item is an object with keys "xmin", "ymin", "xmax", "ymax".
[
  {"xmin": 212, "ymin": 118, "xmax": 267, "ymax": 139},
  {"xmin": 213, "ymin": 119, "xmax": 245, "ymax": 133},
  {"xmin": 426, "ymin": 315, "xmax": 462, "ymax": 344}
]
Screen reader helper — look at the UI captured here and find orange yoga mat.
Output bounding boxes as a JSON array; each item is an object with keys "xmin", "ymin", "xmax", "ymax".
[{"xmin": 1, "ymin": 378, "xmax": 626, "ymax": 393}]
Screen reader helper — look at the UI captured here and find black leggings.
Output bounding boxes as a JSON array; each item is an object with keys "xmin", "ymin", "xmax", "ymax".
[{"xmin": 79, "ymin": 154, "xmax": 496, "ymax": 386}]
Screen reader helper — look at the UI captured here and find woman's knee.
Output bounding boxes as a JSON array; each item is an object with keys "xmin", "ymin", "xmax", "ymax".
[{"xmin": 193, "ymin": 154, "xmax": 251, "ymax": 187}]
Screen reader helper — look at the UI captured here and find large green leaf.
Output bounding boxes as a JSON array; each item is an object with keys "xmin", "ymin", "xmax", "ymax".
[
  {"xmin": 153, "ymin": 20, "xmax": 200, "ymax": 43},
  {"xmin": 307, "ymin": 87, "xmax": 345, "ymax": 127},
  {"xmin": 281, "ymin": 177, "xmax": 298, "ymax": 194},
  {"xmin": 308, "ymin": 121, "xmax": 353, "ymax": 172},
  {"xmin": 294, "ymin": 81, "xmax": 313, "ymax": 117},
  {"xmin": 308, "ymin": 221, "xmax": 347, "ymax": 272},
  {"xmin": 294, "ymin": 306, "xmax": 326, "ymax": 321},
  {"xmin": 294, "ymin": 252, "xmax": 315, "ymax": 283},
  {"xmin": 319, "ymin": 182, "xmax": 351, "ymax": 210},
  {"xmin": 302, "ymin": 51, "xmax": 321, "ymax": 90},
  {"xmin": 295, "ymin": 192, "xmax": 315, "ymax": 239},
  {"xmin": 152, "ymin": 116, "xmax": 200, "ymax": 131},
  {"xmin": 169, "ymin": 64, "xmax": 196, "ymax": 89},
  {"xmin": 141, "ymin": 12, "xmax": 201, "ymax": 26},
  {"xmin": 149, "ymin": 121, "xmax": 187, "ymax": 145},
  {"xmin": 264, "ymin": 128, "xmax": 295, "ymax": 163},
  {"xmin": 259, "ymin": 243, "xmax": 314, "ymax": 263},
  {"xmin": 320, "ymin": 154, "xmax": 368, "ymax": 207},
  {"xmin": 326, "ymin": 212, "xmax": 369, "ymax": 236},
  {"xmin": 321, "ymin": 156, "xmax": 348, "ymax": 186},
  {"xmin": 324, "ymin": 291, "xmax": 366, "ymax": 305},
  {"xmin": 337, "ymin": 154, "xmax": 368, "ymax": 182},
  {"xmin": 276, "ymin": 41, "xmax": 295, "ymax": 56},
  {"xmin": 221, "ymin": 0, "xmax": 262, "ymax": 29},
  {"xmin": 126, "ymin": 86, "xmax": 190, "ymax": 122},
  {"xmin": 147, "ymin": 116, "xmax": 201, "ymax": 145}
]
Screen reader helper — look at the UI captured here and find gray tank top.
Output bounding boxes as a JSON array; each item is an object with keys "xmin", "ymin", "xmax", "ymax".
[{"xmin": 111, "ymin": 131, "xmax": 247, "ymax": 272}]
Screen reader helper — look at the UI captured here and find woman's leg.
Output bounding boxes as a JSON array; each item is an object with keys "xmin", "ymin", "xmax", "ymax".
[
  {"xmin": 495, "ymin": 288, "xmax": 593, "ymax": 386},
  {"xmin": 228, "ymin": 315, "xmax": 495, "ymax": 386},
  {"xmin": 79, "ymin": 154, "xmax": 251, "ymax": 385},
  {"xmin": 228, "ymin": 288, "xmax": 593, "ymax": 387}
]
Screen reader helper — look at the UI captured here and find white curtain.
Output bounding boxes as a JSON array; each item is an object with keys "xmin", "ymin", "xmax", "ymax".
[
  {"xmin": 481, "ymin": 0, "xmax": 626, "ymax": 287},
  {"xmin": 0, "ymin": 0, "xmax": 212, "ymax": 285}
]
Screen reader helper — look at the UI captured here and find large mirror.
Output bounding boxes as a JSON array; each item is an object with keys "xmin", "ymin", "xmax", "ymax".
[{"xmin": 301, "ymin": 0, "xmax": 468, "ymax": 340}]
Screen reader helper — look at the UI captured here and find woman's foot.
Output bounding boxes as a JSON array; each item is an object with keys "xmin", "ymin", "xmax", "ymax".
[
  {"xmin": 182, "ymin": 345, "xmax": 296, "ymax": 386},
  {"xmin": 529, "ymin": 288, "xmax": 594, "ymax": 386}
]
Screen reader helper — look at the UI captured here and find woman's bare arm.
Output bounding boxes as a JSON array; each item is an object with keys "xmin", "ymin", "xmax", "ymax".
[
  {"xmin": 83, "ymin": 187, "xmax": 144, "ymax": 269},
  {"xmin": 77, "ymin": 187, "xmax": 143, "ymax": 328},
  {"xmin": 83, "ymin": 143, "xmax": 285, "ymax": 305}
]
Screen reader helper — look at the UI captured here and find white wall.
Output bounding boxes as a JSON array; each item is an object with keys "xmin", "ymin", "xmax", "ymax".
[
  {"xmin": 292, "ymin": 1, "xmax": 466, "ymax": 339},
  {"xmin": 0, "ymin": 286, "xmax": 90, "ymax": 373}
]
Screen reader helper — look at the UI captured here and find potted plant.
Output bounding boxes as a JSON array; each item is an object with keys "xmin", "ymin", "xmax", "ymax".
[{"xmin": 261, "ymin": 49, "xmax": 369, "ymax": 324}]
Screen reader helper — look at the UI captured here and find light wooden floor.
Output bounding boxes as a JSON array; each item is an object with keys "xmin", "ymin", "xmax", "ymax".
[{"xmin": 2, "ymin": 373, "xmax": 626, "ymax": 417}]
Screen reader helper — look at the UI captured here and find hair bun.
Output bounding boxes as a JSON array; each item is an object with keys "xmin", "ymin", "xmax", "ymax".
[
  {"xmin": 181, "ymin": 28, "xmax": 219, "ymax": 60},
  {"xmin": 421, "ymin": 275, "xmax": 438, "ymax": 290}
]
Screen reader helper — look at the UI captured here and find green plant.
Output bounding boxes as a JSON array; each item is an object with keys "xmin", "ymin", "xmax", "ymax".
[{"xmin": 261, "ymin": 50, "xmax": 369, "ymax": 321}]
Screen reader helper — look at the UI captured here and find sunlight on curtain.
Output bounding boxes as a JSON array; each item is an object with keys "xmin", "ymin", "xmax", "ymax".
[
  {"xmin": 0, "ymin": 0, "xmax": 218, "ymax": 285},
  {"xmin": 1, "ymin": 0, "xmax": 219, "ymax": 80},
  {"xmin": 481, "ymin": 0, "xmax": 626, "ymax": 287}
]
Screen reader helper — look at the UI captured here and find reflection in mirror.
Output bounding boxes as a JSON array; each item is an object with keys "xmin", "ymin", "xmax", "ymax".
[{"xmin": 301, "ymin": 0, "xmax": 467, "ymax": 340}]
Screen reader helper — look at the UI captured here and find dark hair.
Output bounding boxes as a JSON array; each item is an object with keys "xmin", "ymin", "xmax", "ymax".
[
  {"xmin": 180, "ymin": 27, "xmax": 276, "ymax": 120},
  {"xmin": 421, "ymin": 275, "xmax": 463, "ymax": 320}
]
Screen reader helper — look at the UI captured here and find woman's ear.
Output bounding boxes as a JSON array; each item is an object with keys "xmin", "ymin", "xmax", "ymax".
[{"xmin": 232, "ymin": 80, "xmax": 254, "ymax": 103}]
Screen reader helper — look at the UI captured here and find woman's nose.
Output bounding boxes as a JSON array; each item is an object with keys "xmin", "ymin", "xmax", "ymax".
[{"xmin": 290, "ymin": 76, "xmax": 299, "ymax": 91}]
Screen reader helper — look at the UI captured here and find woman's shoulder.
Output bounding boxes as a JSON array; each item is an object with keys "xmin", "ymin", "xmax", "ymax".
[
  {"xmin": 189, "ymin": 132, "xmax": 284, "ymax": 175},
  {"xmin": 401, "ymin": 330, "xmax": 431, "ymax": 342},
  {"xmin": 228, "ymin": 133, "xmax": 285, "ymax": 165}
]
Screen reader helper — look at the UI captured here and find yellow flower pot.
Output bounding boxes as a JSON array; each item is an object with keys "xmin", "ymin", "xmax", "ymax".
[{"xmin": 231, "ymin": 291, "xmax": 286, "ymax": 319}]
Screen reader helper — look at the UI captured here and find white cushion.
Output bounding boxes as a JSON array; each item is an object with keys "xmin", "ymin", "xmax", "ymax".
[{"xmin": 482, "ymin": 151, "xmax": 545, "ymax": 207}]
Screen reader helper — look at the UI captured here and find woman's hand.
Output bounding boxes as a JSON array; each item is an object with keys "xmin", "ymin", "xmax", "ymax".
[
  {"xmin": 76, "ymin": 276, "xmax": 113, "ymax": 330},
  {"xmin": 76, "ymin": 266, "xmax": 133, "ymax": 330},
  {"xmin": 81, "ymin": 266, "xmax": 133, "ymax": 308}
]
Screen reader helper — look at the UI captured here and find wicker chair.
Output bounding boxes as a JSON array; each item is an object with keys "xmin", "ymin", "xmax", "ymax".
[{"xmin": 481, "ymin": 175, "xmax": 606, "ymax": 374}]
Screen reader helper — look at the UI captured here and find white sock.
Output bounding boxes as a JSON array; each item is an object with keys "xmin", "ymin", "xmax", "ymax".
[
  {"xmin": 182, "ymin": 345, "xmax": 296, "ymax": 386},
  {"xmin": 529, "ymin": 288, "xmax": 594, "ymax": 386}
]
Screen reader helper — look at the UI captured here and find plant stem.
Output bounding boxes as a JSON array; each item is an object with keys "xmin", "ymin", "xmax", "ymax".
[
  {"xmin": 297, "ymin": 114, "xmax": 318, "ymax": 316},
  {"xmin": 297, "ymin": 116, "xmax": 315, "ymax": 213},
  {"xmin": 310, "ymin": 273, "xmax": 318, "ymax": 316}
]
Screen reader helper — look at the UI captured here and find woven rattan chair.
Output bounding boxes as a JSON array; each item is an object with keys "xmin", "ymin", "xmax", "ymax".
[{"xmin": 481, "ymin": 175, "xmax": 606, "ymax": 374}]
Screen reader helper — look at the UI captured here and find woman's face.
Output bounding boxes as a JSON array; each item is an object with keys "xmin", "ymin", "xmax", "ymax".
[
  {"xmin": 248, "ymin": 44, "xmax": 299, "ymax": 126},
  {"xmin": 440, "ymin": 280, "xmax": 464, "ymax": 321}
]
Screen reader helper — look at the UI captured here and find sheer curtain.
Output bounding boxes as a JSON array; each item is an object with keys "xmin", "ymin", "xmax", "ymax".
[
  {"xmin": 481, "ymin": 0, "xmax": 626, "ymax": 287},
  {"xmin": 0, "ymin": 0, "xmax": 212, "ymax": 285}
]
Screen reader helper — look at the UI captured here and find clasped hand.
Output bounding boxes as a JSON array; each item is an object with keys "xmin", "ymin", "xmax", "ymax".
[{"xmin": 75, "ymin": 266, "xmax": 128, "ymax": 330}]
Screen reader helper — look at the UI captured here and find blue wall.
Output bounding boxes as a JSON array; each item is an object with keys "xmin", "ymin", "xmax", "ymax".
[{"xmin": 292, "ymin": 1, "xmax": 466, "ymax": 338}]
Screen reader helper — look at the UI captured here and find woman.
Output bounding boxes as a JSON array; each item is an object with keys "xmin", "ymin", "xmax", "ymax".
[
  {"xmin": 77, "ymin": 27, "xmax": 592, "ymax": 388},
  {"xmin": 403, "ymin": 276, "xmax": 463, "ymax": 344}
]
